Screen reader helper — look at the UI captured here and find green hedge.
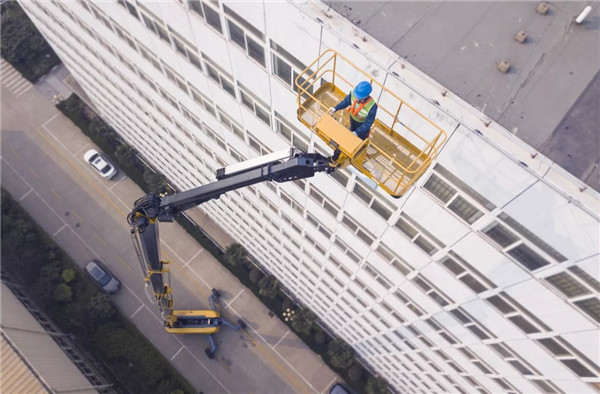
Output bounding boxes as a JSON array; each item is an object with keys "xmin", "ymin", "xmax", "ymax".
[
  {"xmin": 1, "ymin": 189, "xmax": 195, "ymax": 394},
  {"xmin": 0, "ymin": 2, "xmax": 60, "ymax": 82}
]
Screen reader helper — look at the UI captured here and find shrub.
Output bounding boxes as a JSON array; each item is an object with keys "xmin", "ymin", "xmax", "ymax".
[
  {"xmin": 224, "ymin": 243, "xmax": 247, "ymax": 266},
  {"xmin": 366, "ymin": 376, "xmax": 388, "ymax": 394},
  {"xmin": 52, "ymin": 283, "xmax": 73, "ymax": 302},
  {"xmin": 249, "ymin": 267, "xmax": 262, "ymax": 283},
  {"xmin": 348, "ymin": 363, "xmax": 364, "ymax": 382},
  {"xmin": 328, "ymin": 338, "xmax": 354, "ymax": 369},
  {"xmin": 258, "ymin": 275, "xmax": 279, "ymax": 299},
  {"xmin": 86, "ymin": 293, "xmax": 116, "ymax": 324},
  {"xmin": 291, "ymin": 308, "xmax": 315, "ymax": 336},
  {"xmin": 61, "ymin": 268, "xmax": 76, "ymax": 283}
]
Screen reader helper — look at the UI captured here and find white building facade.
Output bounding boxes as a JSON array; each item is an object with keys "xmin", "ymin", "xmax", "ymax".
[{"xmin": 20, "ymin": 1, "xmax": 599, "ymax": 393}]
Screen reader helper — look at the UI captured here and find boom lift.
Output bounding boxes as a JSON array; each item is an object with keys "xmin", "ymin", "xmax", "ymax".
[
  {"xmin": 296, "ymin": 50, "xmax": 448, "ymax": 198},
  {"xmin": 127, "ymin": 149, "xmax": 333, "ymax": 358}
]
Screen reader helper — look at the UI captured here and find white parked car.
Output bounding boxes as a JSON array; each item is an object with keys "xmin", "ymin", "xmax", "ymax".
[{"xmin": 83, "ymin": 149, "xmax": 117, "ymax": 179}]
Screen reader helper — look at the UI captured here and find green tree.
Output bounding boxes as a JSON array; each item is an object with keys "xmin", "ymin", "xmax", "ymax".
[
  {"xmin": 86, "ymin": 293, "xmax": 116, "ymax": 324},
  {"xmin": 61, "ymin": 268, "xmax": 76, "ymax": 283},
  {"xmin": 327, "ymin": 338, "xmax": 354, "ymax": 369},
  {"xmin": 314, "ymin": 326, "xmax": 327, "ymax": 345},
  {"xmin": 258, "ymin": 275, "xmax": 279, "ymax": 299},
  {"xmin": 249, "ymin": 267, "xmax": 263, "ymax": 283},
  {"xmin": 224, "ymin": 243, "xmax": 247, "ymax": 266},
  {"xmin": 64, "ymin": 94, "xmax": 84, "ymax": 114},
  {"xmin": 115, "ymin": 144, "xmax": 136, "ymax": 164},
  {"xmin": 291, "ymin": 308, "xmax": 315, "ymax": 335},
  {"xmin": 366, "ymin": 377, "xmax": 389, "ymax": 394},
  {"xmin": 143, "ymin": 170, "xmax": 169, "ymax": 194},
  {"xmin": 52, "ymin": 283, "xmax": 73, "ymax": 302}
]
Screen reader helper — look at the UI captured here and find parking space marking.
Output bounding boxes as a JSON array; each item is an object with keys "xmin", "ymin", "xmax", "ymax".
[
  {"xmin": 19, "ymin": 188, "xmax": 33, "ymax": 201},
  {"xmin": 41, "ymin": 112, "xmax": 60, "ymax": 128},
  {"xmin": 226, "ymin": 288, "xmax": 245, "ymax": 308},
  {"xmin": 118, "ymin": 256, "xmax": 132, "ymax": 271},
  {"xmin": 109, "ymin": 175, "xmax": 126, "ymax": 191},
  {"xmin": 273, "ymin": 330, "xmax": 290, "ymax": 349},
  {"xmin": 324, "ymin": 377, "xmax": 337, "ymax": 394},
  {"xmin": 74, "ymin": 143, "xmax": 90, "ymax": 157},
  {"xmin": 53, "ymin": 224, "xmax": 67, "ymax": 237},
  {"xmin": 183, "ymin": 248, "xmax": 204, "ymax": 268},
  {"xmin": 170, "ymin": 345, "xmax": 185, "ymax": 361},
  {"xmin": 130, "ymin": 304, "xmax": 145, "ymax": 318},
  {"xmin": 184, "ymin": 347, "xmax": 231, "ymax": 394}
]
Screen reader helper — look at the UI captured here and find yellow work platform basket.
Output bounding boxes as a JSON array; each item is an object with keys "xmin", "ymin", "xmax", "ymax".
[{"xmin": 296, "ymin": 50, "xmax": 447, "ymax": 198}]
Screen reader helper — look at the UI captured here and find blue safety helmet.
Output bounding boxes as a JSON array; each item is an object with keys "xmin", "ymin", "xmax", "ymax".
[{"xmin": 353, "ymin": 81, "xmax": 372, "ymax": 100}]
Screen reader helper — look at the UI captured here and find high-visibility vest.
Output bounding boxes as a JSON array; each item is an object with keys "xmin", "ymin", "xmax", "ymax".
[{"xmin": 347, "ymin": 91, "xmax": 375, "ymax": 122}]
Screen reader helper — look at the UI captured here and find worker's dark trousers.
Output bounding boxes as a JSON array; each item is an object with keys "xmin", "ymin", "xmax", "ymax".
[{"xmin": 331, "ymin": 118, "xmax": 364, "ymax": 161}]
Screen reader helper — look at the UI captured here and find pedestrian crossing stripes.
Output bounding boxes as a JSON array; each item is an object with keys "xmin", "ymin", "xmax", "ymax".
[{"xmin": 0, "ymin": 58, "xmax": 33, "ymax": 97}]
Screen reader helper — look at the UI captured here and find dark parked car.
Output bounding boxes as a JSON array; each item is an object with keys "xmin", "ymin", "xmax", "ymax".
[{"xmin": 84, "ymin": 259, "xmax": 120, "ymax": 294}]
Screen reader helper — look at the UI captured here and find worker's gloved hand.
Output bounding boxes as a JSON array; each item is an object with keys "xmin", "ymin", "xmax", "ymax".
[
  {"xmin": 352, "ymin": 131, "xmax": 359, "ymax": 137},
  {"xmin": 328, "ymin": 107, "xmax": 336, "ymax": 115}
]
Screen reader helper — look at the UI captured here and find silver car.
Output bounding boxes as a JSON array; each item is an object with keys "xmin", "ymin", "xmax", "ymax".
[
  {"xmin": 83, "ymin": 149, "xmax": 117, "ymax": 179},
  {"xmin": 84, "ymin": 260, "xmax": 120, "ymax": 294}
]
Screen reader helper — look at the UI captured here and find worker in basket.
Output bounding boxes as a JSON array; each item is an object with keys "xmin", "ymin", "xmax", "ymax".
[{"xmin": 328, "ymin": 81, "xmax": 378, "ymax": 163}]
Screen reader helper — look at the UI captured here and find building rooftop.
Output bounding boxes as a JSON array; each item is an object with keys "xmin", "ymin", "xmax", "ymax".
[{"xmin": 329, "ymin": 1, "xmax": 600, "ymax": 191}]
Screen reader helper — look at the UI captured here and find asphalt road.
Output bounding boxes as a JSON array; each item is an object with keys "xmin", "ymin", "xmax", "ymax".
[{"xmin": 1, "ymin": 63, "xmax": 339, "ymax": 394}]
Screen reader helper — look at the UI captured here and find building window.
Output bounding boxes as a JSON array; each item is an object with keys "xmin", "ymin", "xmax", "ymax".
[
  {"xmin": 333, "ymin": 237, "xmax": 361, "ymax": 264},
  {"xmin": 341, "ymin": 213, "xmax": 375, "ymax": 246},
  {"xmin": 376, "ymin": 242, "xmax": 413, "ymax": 276},
  {"xmin": 394, "ymin": 290, "xmax": 425, "ymax": 317},
  {"xmin": 482, "ymin": 212, "xmax": 566, "ymax": 271},
  {"xmin": 117, "ymin": 0, "xmax": 139, "ymax": 19},
  {"xmin": 490, "ymin": 343, "xmax": 539, "ymax": 377},
  {"xmin": 423, "ymin": 164, "xmax": 495, "ymax": 224},
  {"xmin": 139, "ymin": 7, "xmax": 169, "ymax": 42},
  {"xmin": 486, "ymin": 292, "xmax": 550, "ymax": 334},
  {"xmin": 537, "ymin": 336, "xmax": 600, "ymax": 380},
  {"xmin": 247, "ymin": 132, "xmax": 271, "ymax": 156},
  {"xmin": 223, "ymin": 5, "xmax": 265, "ymax": 66},
  {"xmin": 238, "ymin": 82, "xmax": 271, "ymax": 126},
  {"xmin": 306, "ymin": 212, "xmax": 332, "ymax": 238},
  {"xmin": 425, "ymin": 318, "xmax": 459, "ymax": 345},
  {"xmin": 274, "ymin": 112, "xmax": 308, "ymax": 152},
  {"xmin": 395, "ymin": 212, "xmax": 445, "ymax": 256},
  {"xmin": 456, "ymin": 347, "xmax": 497, "ymax": 375},
  {"xmin": 309, "ymin": 185, "xmax": 340, "ymax": 218},
  {"xmin": 439, "ymin": 251, "xmax": 495, "ymax": 293},
  {"xmin": 412, "ymin": 275, "xmax": 454, "ymax": 307},
  {"xmin": 188, "ymin": 0, "xmax": 223, "ymax": 34},
  {"xmin": 270, "ymin": 40, "xmax": 313, "ymax": 98},
  {"xmin": 450, "ymin": 307, "xmax": 496, "ymax": 340},
  {"xmin": 202, "ymin": 53, "xmax": 236, "ymax": 97},
  {"xmin": 351, "ymin": 180, "xmax": 395, "ymax": 220},
  {"xmin": 217, "ymin": 107, "xmax": 244, "ymax": 140},
  {"xmin": 362, "ymin": 262, "xmax": 392, "ymax": 289}
]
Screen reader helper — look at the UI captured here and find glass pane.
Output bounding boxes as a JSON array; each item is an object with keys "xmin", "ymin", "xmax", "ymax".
[
  {"xmin": 508, "ymin": 315, "xmax": 540, "ymax": 333},
  {"xmin": 240, "ymin": 91, "xmax": 253, "ymax": 110},
  {"xmin": 487, "ymin": 295, "xmax": 515, "ymax": 313},
  {"xmin": 561, "ymin": 359, "xmax": 596, "ymax": 378},
  {"xmin": 247, "ymin": 36, "xmax": 265, "ymax": 66},
  {"xmin": 204, "ymin": 5, "xmax": 222, "ymax": 33},
  {"xmin": 508, "ymin": 360, "xmax": 532, "ymax": 375},
  {"xmin": 206, "ymin": 64, "xmax": 220, "ymax": 83},
  {"xmin": 227, "ymin": 20, "xmax": 245, "ymax": 48},
  {"xmin": 429, "ymin": 291, "xmax": 449, "ymax": 306},
  {"xmin": 449, "ymin": 195, "xmax": 483, "ymax": 224},
  {"xmin": 221, "ymin": 78, "xmax": 236, "ymax": 97},
  {"xmin": 371, "ymin": 200, "xmax": 392, "ymax": 220},
  {"xmin": 569, "ymin": 266, "xmax": 600, "ymax": 292},
  {"xmin": 460, "ymin": 274, "xmax": 487, "ymax": 293},
  {"xmin": 483, "ymin": 221, "xmax": 518, "ymax": 247},
  {"xmin": 395, "ymin": 217, "xmax": 418, "ymax": 238},
  {"xmin": 352, "ymin": 183, "xmax": 372, "ymax": 204},
  {"xmin": 423, "ymin": 173, "xmax": 455, "ymax": 203},
  {"xmin": 255, "ymin": 105, "xmax": 271, "ymax": 126},
  {"xmin": 189, "ymin": 0, "xmax": 204, "ymax": 17},
  {"xmin": 538, "ymin": 338, "xmax": 569, "ymax": 356},
  {"xmin": 574, "ymin": 298, "xmax": 600, "ymax": 323},
  {"xmin": 451, "ymin": 309, "xmax": 471, "ymax": 324},
  {"xmin": 414, "ymin": 236, "xmax": 438, "ymax": 256},
  {"xmin": 330, "ymin": 169, "xmax": 349, "ymax": 187},
  {"xmin": 508, "ymin": 244, "xmax": 550, "ymax": 270},
  {"xmin": 273, "ymin": 55, "xmax": 292, "ymax": 86},
  {"xmin": 441, "ymin": 256, "xmax": 465, "ymax": 275},
  {"xmin": 434, "ymin": 164, "xmax": 496, "ymax": 210},
  {"xmin": 546, "ymin": 272, "xmax": 591, "ymax": 297},
  {"xmin": 467, "ymin": 325, "xmax": 489, "ymax": 340}
]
